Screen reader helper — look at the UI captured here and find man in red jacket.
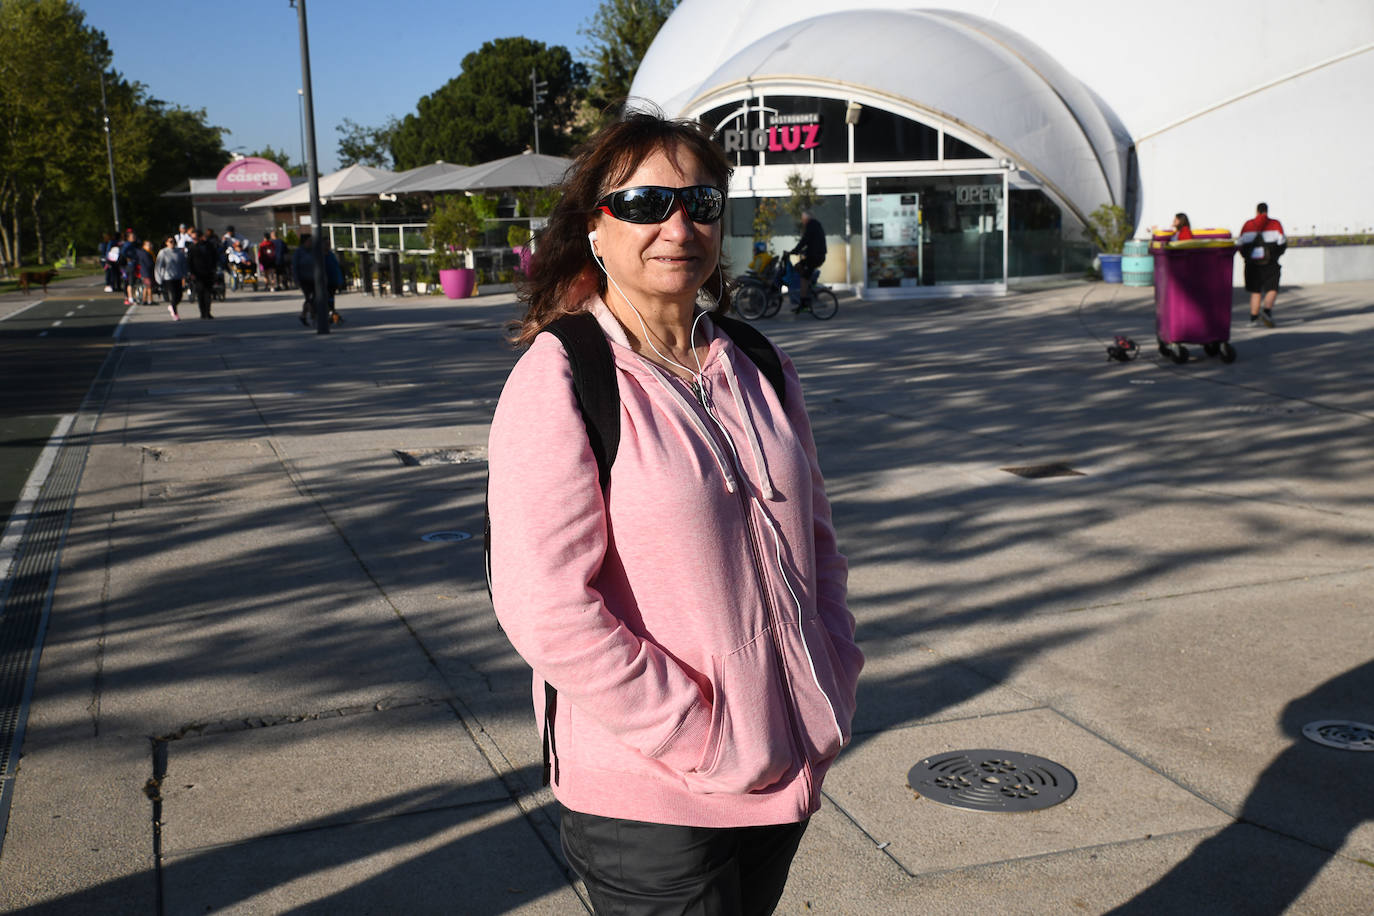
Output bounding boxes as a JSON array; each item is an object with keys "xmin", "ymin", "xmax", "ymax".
[{"xmin": 1238, "ymin": 202, "xmax": 1286, "ymax": 327}]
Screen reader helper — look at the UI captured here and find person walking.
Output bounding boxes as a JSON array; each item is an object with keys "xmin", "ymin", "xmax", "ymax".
[
  {"xmin": 99, "ymin": 232, "xmax": 118, "ymax": 292},
  {"xmin": 791, "ymin": 208, "xmax": 826, "ymax": 312},
  {"xmin": 292, "ymin": 234, "xmax": 316, "ymax": 326},
  {"xmin": 257, "ymin": 232, "xmax": 277, "ymax": 291},
  {"xmin": 1238, "ymin": 202, "xmax": 1287, "ymax": 327},
  {"xmin": 271, "ymin": 230, "xmax": 289, "ymax": 290},
  {"xmin": 155, "ymin": 235, "xmax": 187, "ymax": 320},
  {"xmin": 133, "ymin": 240, "xmax": 156, "ymax": 306},
  {"xmin": 118, "ymin": 229, "xmax": 140, "ymax": 305},
  {"xmin": 186, "ymin": 230, "xmax": 218, "ymax": 319},
  {"xmin": 487, "ymin": 111, "xmax": 862, "ymax": 915}
]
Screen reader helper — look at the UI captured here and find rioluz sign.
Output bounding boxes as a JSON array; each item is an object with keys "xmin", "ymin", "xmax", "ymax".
[
  {"xmin": 717, "ymin": 108, "xmax": 823, "ymax": 154},
  {"xmin": 215, "ymin": 156, "xmax": 291, "ymax": 193}
]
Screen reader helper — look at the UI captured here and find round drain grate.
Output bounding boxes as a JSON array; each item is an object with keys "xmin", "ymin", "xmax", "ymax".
[
  {"xmin": 1302, "ymin": 720, "xmax": 1374, "ymax": 751},
  {"xmin": 420, "ymin": 531, "xmax": 473, "ymax": 543},
  {"xmin": 908, "ymin": 749, "xmax": 1076, "ymax": 813}
]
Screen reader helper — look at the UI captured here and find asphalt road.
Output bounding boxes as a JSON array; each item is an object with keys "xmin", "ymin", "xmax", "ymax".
[{"xmin": 0, "ymin": 283, "xmax": 127, "ymax": 529}]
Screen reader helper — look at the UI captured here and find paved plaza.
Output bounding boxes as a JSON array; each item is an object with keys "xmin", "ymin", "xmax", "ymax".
[{"xmin": 0, "ymin": 277, "xmax": 1371, "ymax": 913}]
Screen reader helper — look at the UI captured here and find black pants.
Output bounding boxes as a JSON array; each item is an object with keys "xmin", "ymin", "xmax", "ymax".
[
  {"xmin": 165, "ymin": 278, "xmax": 183, "ymax": 311},
  {"xmin": 299, "ymin": 281, "xmax": 315, "ymax": 319},
  {"xmin": 560, "ymin": 807, "xmax": 808, "ymax": 915},
  {"xmin": 192, "ymin": 275, "xmax": 213, "ymax": 317}
]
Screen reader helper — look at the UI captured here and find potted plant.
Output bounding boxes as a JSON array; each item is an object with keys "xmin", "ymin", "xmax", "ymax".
[
  {"xmin": 428, "ymin": 193, "xmax": 494, "ymax": 299},
  {"xmin": 1083, "ymin": 204, "xmax": 1134, "ymax": 283},
  {"xmin": 508, "ymin": 224, "xmax": 533, "ymax": 276}
]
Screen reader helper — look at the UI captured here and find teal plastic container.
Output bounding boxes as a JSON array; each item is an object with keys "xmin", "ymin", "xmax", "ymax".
[{"xmin": 1122, "ymin": 242, "xmax": 1153, "ymax": 286}]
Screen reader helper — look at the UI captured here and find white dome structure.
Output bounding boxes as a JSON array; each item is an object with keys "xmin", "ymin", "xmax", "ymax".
[{"xmin": 631, "ymin": 0, "xmax": 1374, "ymax": 294}]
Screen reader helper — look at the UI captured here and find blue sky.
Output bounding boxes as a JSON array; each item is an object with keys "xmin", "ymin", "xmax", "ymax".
[{"xmin": 78, "ymin": 0, "xmax": 598, "ymax": 173}]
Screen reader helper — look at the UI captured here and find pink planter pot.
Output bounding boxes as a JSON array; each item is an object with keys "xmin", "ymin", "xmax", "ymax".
[{"xmin": 439, "ymin": 267, "xmax": 476, "ymax": 299}]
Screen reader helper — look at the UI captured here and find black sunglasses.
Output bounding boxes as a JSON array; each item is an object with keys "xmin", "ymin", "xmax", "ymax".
[{"xmin": 595, "ymin": 185, "xmax": 725, "ymax": 224}]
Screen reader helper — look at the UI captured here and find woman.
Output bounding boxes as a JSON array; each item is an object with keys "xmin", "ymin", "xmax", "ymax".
[
  {"xmin": 134, "ymin": 240, "xmax": 156, "ymax": 306},
  {"xmin": 487, "ymin": 112, "xmax": 863, "ymax": 914},
  {"xmin": 1171, "ymin": 212, "xmax": 1193, "ymax": 241},
  {"xmin": 154, "ymin": 236, "xmax": 186, "ymax": 320},
  {"xmin": 258, "ymin": 231, "xmax": 277, "ymax": 291}
]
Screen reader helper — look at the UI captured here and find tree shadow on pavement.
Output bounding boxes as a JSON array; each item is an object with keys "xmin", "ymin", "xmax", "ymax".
[
  {"xmin": 1107, "ymin": 659, "xmax": 1374, "ymax": 914},
  {"xmin": 8, "ymin": 783, "xmax": 580, "ymax": 916}
]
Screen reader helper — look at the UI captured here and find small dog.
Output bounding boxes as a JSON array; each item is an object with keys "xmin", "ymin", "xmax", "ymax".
[{"xmin": 18, "ymin": 269, "xmax": 58, "ymax": 294}]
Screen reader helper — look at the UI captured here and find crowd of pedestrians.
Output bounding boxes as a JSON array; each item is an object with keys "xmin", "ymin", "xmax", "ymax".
[{"xmin": 97, "ymin": 223, "xmax": 295, "ymax": 321}]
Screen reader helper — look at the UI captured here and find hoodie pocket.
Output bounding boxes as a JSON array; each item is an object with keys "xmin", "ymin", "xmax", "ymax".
[
  {"xmin": 799, "ymin": 613, "xmax": 858, "ymax": 759},
  {"xmin": 684, "ymin": 631, "xmax": 798, "ymax": 795}
]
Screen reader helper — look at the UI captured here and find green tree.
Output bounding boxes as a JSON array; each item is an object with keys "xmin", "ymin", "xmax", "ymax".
[
  {"xmin": 1082, "ymin": 203, "xmax": 1134, "ymax": 254},
  {"xmin": 122, "ymin": 102, "xmax": 227, "ymax": 236},
  {"xmin": 428, "ymin": 193, "xmax": 497, "ymax": 267},
  {"xmin": 0, "ymin": 0, "xmax": 226, "ymax": 265},
  {"xmin": 336, "ymin": 116, "xmax": 398, "ymax": 169},
  {"xmin": 246, "ymin": 144, "xmax": 303, "ymax": 177},
  {"xmin": 752, "ymin": 197, "xmax": 778, "ymax": 246},
  {"xmin": 0, "ymin": 0, "xmax": 111, "ymax": 265},
  {"xmin": 390, "ymin": 37, "xmax": 588, "ymax": 170},
  {"xmin": 783, "ymin": 172, "xmax": 819, "ymax": 223},
  {"xmin": 580, "ymin": 0, "xmax": 677, "ymax": 116}
]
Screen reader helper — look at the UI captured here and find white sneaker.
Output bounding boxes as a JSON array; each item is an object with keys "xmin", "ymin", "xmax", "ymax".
[{"xmin": 104, "ymin": 285, "xmax": 113, "ymax": 292}]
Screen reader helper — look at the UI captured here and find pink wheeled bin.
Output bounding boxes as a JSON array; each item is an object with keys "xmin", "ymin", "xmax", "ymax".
[{"xmin": 1150, "ymin": 234, "xmax": 1238, "ymax": 364}]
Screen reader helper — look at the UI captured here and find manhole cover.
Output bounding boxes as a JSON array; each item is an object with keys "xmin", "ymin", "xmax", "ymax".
[
  {"xmin": 421, "ymin": 531, "xmax": 472, "ymax": 543},
  {"xmin": 1302, "ymin": 720, "xmax": 1374, "ymax": 751},
  {"xmin": 394, "ymin": 448, "xmax": 486, "ymax": 466},
  {"xmin": 908, "ymin": 750, "xmax": 1076, "ymax": 812},
  {"xmin": 1001, "ymin": 463, "xmax": 1084, "ymax": 479}
]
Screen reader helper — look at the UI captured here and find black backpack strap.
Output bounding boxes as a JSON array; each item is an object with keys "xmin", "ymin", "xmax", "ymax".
[
  {"xmin": 511, "ymin": 311, "xmax": 620, "ymax": 787},
  {"xmin": 713, "ymin": 313, "xmax": 787, "ymax": 406},
  {"xmin": 544, "ymin": 311, "xmax": 620, "ymax": 487}
]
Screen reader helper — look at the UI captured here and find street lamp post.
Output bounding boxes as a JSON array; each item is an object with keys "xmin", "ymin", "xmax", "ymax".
[
  {"xmin": 98, "ymin": 69, "xmax": 122, "ymax": 236},
  {"xmin": 291, "ymin": 0, "xmax": 331, "ymax": 334},
  {"xmin": 297, "ymin": 88, "xmax": 306, "ymax": 170},
  {"xmin": 530, "ymin": 69, "xmax": 547, "ymax": 155}
]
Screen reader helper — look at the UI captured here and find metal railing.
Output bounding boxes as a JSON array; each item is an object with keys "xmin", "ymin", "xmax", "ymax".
[{"xmin": 321, "ymin": 222, "xmax": 433, "ymax": 254}]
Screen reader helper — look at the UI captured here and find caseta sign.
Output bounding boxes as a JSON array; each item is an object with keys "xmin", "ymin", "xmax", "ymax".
[
  {"xmin": 718, "ymin": 109, "xmax": 822, "ymax": 154},
  {"xmin": 215, "ymin": 157, "xmax": 291, "ymax": 192}
]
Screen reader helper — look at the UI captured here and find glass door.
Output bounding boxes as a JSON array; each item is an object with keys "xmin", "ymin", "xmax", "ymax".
[{"xmin": 865, "ymin": 173, "xmax": 1005, "ymax": 291}]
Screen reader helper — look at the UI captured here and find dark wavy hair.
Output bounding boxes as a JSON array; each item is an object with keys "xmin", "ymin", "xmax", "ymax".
[{"xmin": 513, "ymin": 110, "xmax": 733, "ymax": 347}]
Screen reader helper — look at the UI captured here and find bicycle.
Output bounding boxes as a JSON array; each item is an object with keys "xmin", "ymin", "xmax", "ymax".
[{"xmin": 734, "ymin": 251, "xmax": 837, "ymax": 321}]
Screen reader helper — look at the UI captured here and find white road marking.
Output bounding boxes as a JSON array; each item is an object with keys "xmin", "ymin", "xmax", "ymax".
[{"xmin": 0, "ymin": 416, "xmax": 76, "ymax": 587}]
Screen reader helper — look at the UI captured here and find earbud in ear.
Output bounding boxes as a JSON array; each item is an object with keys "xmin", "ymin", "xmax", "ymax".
[
  {"xmin": 587, "ymin": 230, "xmax": 600, "ymax": 258},
  {"xmin": 587, "ymin": 230, "xmax": 598, "ymax": 242}
]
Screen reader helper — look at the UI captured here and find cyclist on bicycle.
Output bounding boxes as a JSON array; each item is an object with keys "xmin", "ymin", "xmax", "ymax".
[{"xmin": 791, "ymin": 209, "xmax": 826, "ymax": 312}]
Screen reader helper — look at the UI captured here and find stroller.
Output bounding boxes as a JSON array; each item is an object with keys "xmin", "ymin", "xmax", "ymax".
[{"xmin": 230, "ymin": 259, "xmax": 258, "ymax": 291}]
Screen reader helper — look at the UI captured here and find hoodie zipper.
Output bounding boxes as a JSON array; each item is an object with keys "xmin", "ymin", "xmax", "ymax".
[{"xmin": 691, "ymin": 378, "xmax": 816, "ymax": 799}]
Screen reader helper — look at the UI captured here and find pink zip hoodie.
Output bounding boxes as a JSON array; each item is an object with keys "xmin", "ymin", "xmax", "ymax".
[{"xmin": 487, "ymin": 299, "xmax": 863, "ymax": 828}]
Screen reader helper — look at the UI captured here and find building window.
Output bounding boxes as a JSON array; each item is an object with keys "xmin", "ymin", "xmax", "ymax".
[
  {"xmin": 702, "ymin": 101, "xmax": 761, "ymax": 168},
  {"xmin": 1008, "ymin": 188, "xmax": 1094, "ymax": 277},
  {"xmin": 853, "ymin": 108, "xmax": 938, "ymax": 162},
  {"xmin": 704, "ymin": 97, "xmax": 849, "ymax": 167},
  {"xmin": 944, "ymin": 134, "xmax": 991, "ymax": 159},
  {"xmin": 760, "ymin": 96, "xmax": 849, "ymax": 165}
]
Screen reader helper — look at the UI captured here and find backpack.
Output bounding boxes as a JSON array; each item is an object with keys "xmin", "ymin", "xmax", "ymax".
[
  {"xmin": 485, "ymin": 309, "xmax": 786, "ymax": 785},
  {"xmin": 1248, "ymin": 218, "xmax": 1272, "ymax": 265}
]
